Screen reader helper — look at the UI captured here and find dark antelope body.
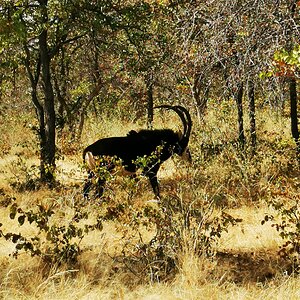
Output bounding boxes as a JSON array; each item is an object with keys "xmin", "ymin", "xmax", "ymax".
[{"xmin": 83, "ymin": 105, "xmax": 192, "ymax": 198}]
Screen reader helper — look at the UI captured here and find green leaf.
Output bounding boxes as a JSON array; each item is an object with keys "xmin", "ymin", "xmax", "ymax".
[
  {"xmin": 16, "ymin": 243, "xmax": 23, "ymax": 250},
  {"xmin": 12, "ymin": 234, "xmax": 21, "ymax": 243},
  {"xmin": 18, "ymin": 215, "xmax": 25, "ymax": 226},
  {"xmin": 9, "ymin": 203, "xmax": 17, "ymax": 219}
]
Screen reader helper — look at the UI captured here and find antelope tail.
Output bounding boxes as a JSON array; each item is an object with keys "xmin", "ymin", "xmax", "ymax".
[{"xmin": 85, "ymin": 151, "xmax": 96, "ymax": 170}]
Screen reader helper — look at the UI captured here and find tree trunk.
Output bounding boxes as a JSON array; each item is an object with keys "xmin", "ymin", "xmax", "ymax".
[
  {"xmin": 39, "ymin": 1, "xmax": 56, "ymax": 184},
  {"xmin": 31, "ymin": 87, "xmax": 48, "ymax": 180},
  {"xmin": 146, "ymin": 71, "xmax": 154, "ymax": 129},
  {"xmin": 289, "ymin": 78, "xmax": 299, "ymax": 160},
  {"xmin": 248, "ymin": 80, "xmax": 257, "ymax": 154},
  {"xmin": 193, "ymin": 72, "xmax": 209, "ymax": 120},
  {"xmin": 287, "ymin": 0, "xmax": 299, "ymax": 161},
  {"xmin": 0, "ymin": 75, "xmax": 2, "ymax": 100},
  {"xmin": 23, "ymin": 43, "xmax": 51, "ymax": 184},
  {"xmin": 235, "ymin": 82, "xmax": 245, "ymax": 149}
]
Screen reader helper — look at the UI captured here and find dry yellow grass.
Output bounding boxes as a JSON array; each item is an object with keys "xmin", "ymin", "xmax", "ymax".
[{"xmin": 0, "ymin": 106, "xmax": 299, "ymax": 299}]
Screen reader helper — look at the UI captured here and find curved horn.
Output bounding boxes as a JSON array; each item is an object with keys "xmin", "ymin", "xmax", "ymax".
[
  {"xmin": 173, "ymin": 105, "xmax": 192, "ymax": 140},
  {"xmin": 154, "ymin": 105, "xmax": 192, "ymax": 140}
]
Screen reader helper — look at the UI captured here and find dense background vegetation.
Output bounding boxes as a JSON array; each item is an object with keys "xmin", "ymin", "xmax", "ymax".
[{"xmin": 0, "ymin": 0, "xmax": 299, "ymax": 299}]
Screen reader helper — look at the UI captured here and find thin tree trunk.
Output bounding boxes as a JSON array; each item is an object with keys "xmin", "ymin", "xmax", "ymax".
[
  {"xmin": 235, "ymin": 82, "xmax": 245, "ymax": 149},
  {"xmin": 289, "ymin": 78, "xmax": 299, "ymax": 160},
  {"xmin": 193, "ymin": 72, "xmax": 209, "ymax": 120},
  {"xmin": 54, "ymin": 47, "xmax": 69, "ymax": 130},
  {"xmin": 77, "ymin": 110, "xmax": 86, "ymax": 143},
  {"xmin": 39, "ymin": 1, "xmax": 56, "ymax": 184},
  {"xmin": 248, "ymin": 80, "xmax": 257, "ymax": 154},
  {"xmin": 0, "ymin": 75, "xmax": 2, "ymax": 100},
  {"xmin": 23, "ymin": 44, "xmax": 50, "ymax": 183},
  {"xmin": 146, "ymin": 71, "xmax": 154, "ymax": 129},
  {"xmin": 31, "ymin": 87, "xmax": 48, "ymax": 180},
  {"xmin": 287, "ymin": 0, "xmax": 299, "ymax": 161}
]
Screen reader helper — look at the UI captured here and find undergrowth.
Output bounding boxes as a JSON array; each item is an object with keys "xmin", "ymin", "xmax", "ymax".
[{"xmin": 0, "ymin": 103, "xmax": 299, "ymax": 294}]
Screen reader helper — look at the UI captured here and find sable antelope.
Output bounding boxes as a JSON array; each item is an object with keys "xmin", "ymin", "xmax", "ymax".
[{"xmin": 83, "ymin": 105, "xmax": 192, "ymax": 199}]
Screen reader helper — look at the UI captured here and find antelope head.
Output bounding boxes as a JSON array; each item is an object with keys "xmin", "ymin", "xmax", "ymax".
[{"xmin": 154, "ymin": 105, "xmax": 192, "ymax": 162}]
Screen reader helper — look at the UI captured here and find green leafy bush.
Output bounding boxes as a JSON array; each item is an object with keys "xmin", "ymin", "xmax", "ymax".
[
  {"xmin": 262, "ymin": 197, "xmax": 300, "ymax": 271},
  {"xmin": 0, "ymin": 199, "xmax": 103, "ymax": 266}
]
